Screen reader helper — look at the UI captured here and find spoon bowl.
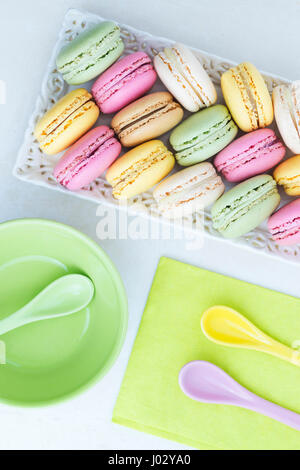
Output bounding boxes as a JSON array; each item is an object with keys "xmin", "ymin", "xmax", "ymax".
[
  {"xmin": 179, "ymin": 360, "xmax": 249, "ymax": 406},
  {"xmin": 201, "ymin": 305, "xmax": 270, "ymax": 348},
  {"xmin": 0, "ymin": 274, "xmax": 94, "ymax": 336},
  {"xmin": 201, "ymin": 305, "xmax": 300, "ymax": 366}
]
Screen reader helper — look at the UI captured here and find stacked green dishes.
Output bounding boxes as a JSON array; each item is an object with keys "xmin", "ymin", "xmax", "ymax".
[{"xmin": 0, "ymin": 219, "xmax": 127, "ymax": 406}]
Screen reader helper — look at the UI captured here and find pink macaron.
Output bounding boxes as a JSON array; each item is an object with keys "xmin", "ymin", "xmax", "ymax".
[
  {"xmin": 214, "ymin": 129, "xmax": 286, "ymax": 182},
  {"xmin": 54, "ymin": 126, "xmax": 121, "ymax": 191},
  {"xmin": 91, "ymin": 51, "xmax": 157, "ymax": 114},
  {"xmin": 268, "ymin": 199, "xmax": 300, "ymax": 246}
]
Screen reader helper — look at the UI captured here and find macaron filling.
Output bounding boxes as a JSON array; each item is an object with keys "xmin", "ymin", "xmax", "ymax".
[
  {"xmin": 39, "ymin": 94, "xmax": 94, "ymax": 143},
  {"xmin": 116, "ymin": 101, "xmax": 181, "ymax": 138},
  {"xmin": 173, "ymin": 115, "xmax": 235, "ymax": 160},
  {"xmin": 55, "ymin": 129, "xmax": 116, "ymax": 187},
  {"xmin": 158, "ymin": 48, "xmax": 212, "ymax": 108},
  {"xmin": 284, "ymin": 84, "xmax": 300, "ymax": 137},
  {"xmin": 92, "ymin": 56, "xmax": 154, "ymax": 105},
  {"xmin": 155, "ymin": 164, "xmax": 217, "ymax": 200},
  {"xmin": 276, "ymin": 174, "xmax": 300, "ymax": 193},
  {"xmin": 230, "ymin": 64, "xmax": 266, "ymax": 129},
  {"xmin": 110, "ymin": 146, "xmax": 173, "ymax": 197},
  {"xmin": 269, "ymin": 217, "xmax": 300, "ymax": 242},
  {"xmin": 58, "ymin": 26, "xmax": 122, "ymax": 81},
  {"xmin": 213, "ymin": 179, "xmax": 277, "ymax": 232},
  {"xmin": 217, "ymin": 134, "xmax": 283, "ymax": 175},
  {"xmin": 158, "ymin": 175, "xmax": 223, "ymax": 207}
]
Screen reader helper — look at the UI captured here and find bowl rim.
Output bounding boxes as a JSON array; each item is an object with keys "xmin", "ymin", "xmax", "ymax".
[{"xmin": 0, "ymin": 217, "xmax": 128, "ymax": 407}]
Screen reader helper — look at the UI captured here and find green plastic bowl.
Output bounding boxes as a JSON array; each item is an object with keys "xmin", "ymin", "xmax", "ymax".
[{"xmin": 0, "ymin": 219, "xmax": 127, "ymax": 406}]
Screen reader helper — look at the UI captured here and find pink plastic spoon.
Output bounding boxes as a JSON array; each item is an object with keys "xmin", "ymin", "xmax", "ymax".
[{"xmin": 179, "ymin": 361, "xmax": 300, "ymax": 432}]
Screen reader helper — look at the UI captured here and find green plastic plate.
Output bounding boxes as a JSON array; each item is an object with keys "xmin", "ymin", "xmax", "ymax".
[{"xmin": 0, "ymin": 219, "xmax": 127, "ymax": 406}]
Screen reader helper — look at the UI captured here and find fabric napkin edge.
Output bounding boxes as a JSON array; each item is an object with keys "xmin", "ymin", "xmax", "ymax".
[{"xmin": 112, "ymin": 415, "xmax": 221, "ymax": 451}]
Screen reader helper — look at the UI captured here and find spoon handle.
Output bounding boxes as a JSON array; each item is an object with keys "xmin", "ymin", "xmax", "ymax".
[
  {"xmin": 244, "ymin": 393, "xmax": 300, "ymax": 432},
  {"xmin": 267, "ymin": 339, "xmax": 300, "ymax": 367},
  {"xmin": 0, "ymin": 308, "xmax": 28, "ymax": 335}
]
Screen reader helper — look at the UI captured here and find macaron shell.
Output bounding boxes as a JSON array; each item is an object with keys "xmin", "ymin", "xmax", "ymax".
[
  {"xmin": 153, "ymin": 161, "xmax": 217, "ymax": 200},
  {"xmin": 273, "ymin": 83, "xmax": 300, "ymax": 154},
  {"xmin": 221, "ymin": 62, "xmax": 273, "ymax": 132},
  {"xmin": 40, "ymin": 101, "xmax": 99, "ymax": 155},
  {"xmin": 100, "ymin": 68, "xmax": 157, "ymax": 114},
  {"xmin": 66, "ymin": 41, "xmax": 124, "ymax": 86},
  {"xmin": 112, "ymin": 92, "xmax": 173, "ymax": 130},
  {"xmin": 268, "ymin": 199, "xmax": 300, "ymax": 245},
  {"xmin": 212, "ymin": 174, "xmax": 280, "ymax": 238},
  {"xmin": 214, "ymin": 129, "xmax": 286, "ymax": 182},
  {"xmin": 54, "ymin": 126, "xmax": 121, "ymax": 190},
  {"xmin": 121, "ymin": 105, "xmax": 183, "ymax": 147},
  {"xmin": 106, "ymin": 140, "xmax": 175, "ymax": 199},
  {"xmin": 92, "ymin": 52, "xmax": 157, "ymax": 114},
  {"xmin": 56, "ymin": 22, "xmax": 124, "ymax": 85},
  {"xmin": 56, "ymin": 22, "xmax": 118, "ymax": 67},
  {"xmin": 170, "ymin": 104, "xmax": 238, "ymax": 165},
  {"xmin": 153, "ymin": 162, "xmax": 224, "ymax": 218},
  {"xmin": 171, "ymin": 44, "xmax": 217, "ymax": 107},
  {"xmin": 114, "ymin": 96, "xmax": 183, "ymax": 147},
  {"xmin": 154, "ymin": 44, "xmax": 217, "ymax": 112},
  {"xmin": 65, "ymin": 139, "xmax": 121, "ymax": 190},
  {"xmin": 176, "ymin": 122, "xmax": 237, "ymax": 166},
  {"xmin": 34, "ymin": 89, "xmax": 91, "ymax": 142},
  {"xmin": 157, "ymin": 178, "xmax": 224, "ymax": 218},
  {"xmin": 245, "ymin": 63, "xmax": 273, "ymax": 128},
  {"xmin": 273, "ymin": 154, "xmax": 300, "ymax": 196},
  {"xmin": 154, "ymin": 52, "xmax": 199, "ymax": 112},
  {"xmin": 220, "ymin": 191, "xmax": 280, "ymax": 238}
]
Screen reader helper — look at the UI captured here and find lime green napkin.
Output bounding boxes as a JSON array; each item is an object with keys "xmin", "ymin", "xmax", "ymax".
[{"xmin": 113, "ymin": 257, "xmax": 300, "ymax": 450}]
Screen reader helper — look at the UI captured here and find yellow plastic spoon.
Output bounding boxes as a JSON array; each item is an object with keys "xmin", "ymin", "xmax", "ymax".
[{"xmin": 201, "ymin": 305, "xmax": 300, "ymax": 367}]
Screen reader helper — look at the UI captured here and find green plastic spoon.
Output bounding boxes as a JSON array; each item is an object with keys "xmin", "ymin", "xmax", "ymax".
[{"xmin": 0, "ymin": 274, "xmax": 94, "ymax": 336}]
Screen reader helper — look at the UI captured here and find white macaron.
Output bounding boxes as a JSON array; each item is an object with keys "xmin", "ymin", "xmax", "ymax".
[
  {"xmin": 273, "ymin": 81, "xmax": 300, "ymax": 154},
  {"xmin": 153, "ymin": 162, "xmax": 225, "ymax": 219},
  {"xmin": 154, "ymin": 43, "xmax": 217, "ymax": 112}
]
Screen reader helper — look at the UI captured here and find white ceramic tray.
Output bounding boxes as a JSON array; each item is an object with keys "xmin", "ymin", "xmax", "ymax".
[{"xmin": 15, "ymin": 8, "xmax": 299, "ymax": 262}]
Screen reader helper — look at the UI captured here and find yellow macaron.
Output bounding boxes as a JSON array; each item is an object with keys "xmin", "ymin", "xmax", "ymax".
[
  {"xmin": 273, "ymin": 155, "xmax": 300, "ymax": 196},
  {"xmin": 34, "ymin": 88, "xmax": 99, "ymax": 155},
  {"xmin": 106, "ymin": 140, "xmax": 175, "ymax": 200},
  {"xmin": 221, "ymin": 62, "xmax": 273, "ymax": 132}
]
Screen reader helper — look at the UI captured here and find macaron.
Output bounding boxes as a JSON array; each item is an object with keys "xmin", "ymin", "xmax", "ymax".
[
  {"xmin": 211, "ymin": 174, "xmax": 280, "ymax": 238},
  {"xmin": 53, "ymin": 126, "xmax": 121, "ymax": 191},
  {"xmin": 221, "ymin": 62, "xmax": 273, "ymax": 132},
  {"xmin": 170, "ymin": 104, "xmax": 238, "ymax": 166},
  {"xmin": 111, "ymin": 92, "xmax": 184, "ymax": 147},
  {"xmin": 153, "ymin": 162, "xmax": 225, "ymax": 218},
  {"xmin": 154, "ymin": 43, "xmax": 217, "ymax": 112},
  {"xmin": 214, "ymin": 129, "xmax": 286, "ymax": 182},
  {"xmin": 268, "ymin": 199, "xmax": 300, "ymax": 246},
  {"xmin": 34, "ymin": 89, "xmax": 99, "ymax": 155},
  {"xmin": 273, "ymin": 154, "xmax": 300, "ymax": 196},
  {"xmin": 273, "ymin": 81, "xmax": 300, "ymax": 154},
  {"xmin": 92, "ymin": 52, "xmax": 157, "ymax": 114},
  {"xmin": 106, "ymin": 140, "xmax": 175, "ymax": 200},
  {"xmin": 56, "ymin": 22, "xmax": 124, "ymax": 85}
]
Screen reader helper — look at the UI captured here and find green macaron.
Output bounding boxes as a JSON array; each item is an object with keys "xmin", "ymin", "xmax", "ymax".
[
  {"xmin": 56, "ymin": 21, "xmax": 124, "ymax": 85},
  {"xmin": 169, "ymin": 104, "xmax": 238, "ymax": 166},
  {"xmin": 211, "ymin": 174, "xmax": 280, "ymax": 239}
]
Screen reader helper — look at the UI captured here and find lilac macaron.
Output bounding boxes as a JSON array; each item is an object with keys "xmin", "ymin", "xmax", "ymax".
[
  {"xmin": 54, "ymin": 126, "xmax": 121, "ymax": 191},
  {"xmin": 91, "ymin": 51, "xmax": 157, "ymax": 114},
  {"xmin": 214, "ymin": 129, "xmax": 286, "ymax": 182},
  {"xmin": 268, "ymin": 199, "xmax": 300, "ymax": 246}
]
